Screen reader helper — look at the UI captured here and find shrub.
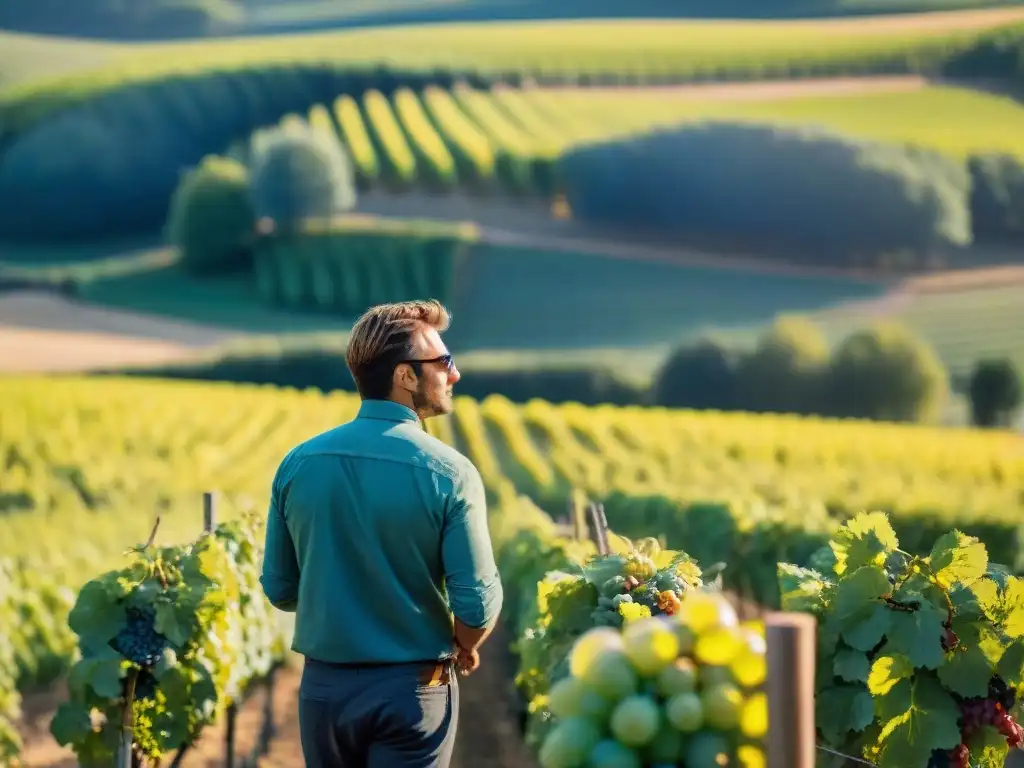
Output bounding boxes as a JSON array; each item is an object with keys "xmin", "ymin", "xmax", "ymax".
[
  {"xmin": 652, "ymin": 338, "xmax": 739, "ymax": 410},
  {"xmin": 968, "ymin": 357, "xmax": 1022, "ymax": 427},
  {"xmin": 968, "ymin": 153, "xmax": 1024, "ymax": 242},
  {"xmin": 558, "ymin": 121, "xmax": 972, "ymax": 266},
  {"xmin": 736, "ymin": 315, "xmax": 829, "ymax": 415},
  {"xmin": 166, "ymin": 154, "xmax": 255, "ymax": 275},
  {"xmin": 825, "ymin": 321, "xmax": 949, "ymax": 423},
  {"xmin": 252, "ymin": 215, "xmax": 477, "ymax": 314},
  {"xmin": 249, "ymin": 124, "xmax": 357, "ymax": 229}
]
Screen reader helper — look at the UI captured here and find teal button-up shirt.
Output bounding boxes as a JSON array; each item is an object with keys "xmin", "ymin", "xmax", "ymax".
[{"xmin": 259, "ymin": 399, "xmax": 503, "ymax": 664}]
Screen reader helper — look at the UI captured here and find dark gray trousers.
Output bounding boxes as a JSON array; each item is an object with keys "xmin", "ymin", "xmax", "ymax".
[{"xmin": 298, "ymin": 658, "xmax": 459, "ymax": 768}]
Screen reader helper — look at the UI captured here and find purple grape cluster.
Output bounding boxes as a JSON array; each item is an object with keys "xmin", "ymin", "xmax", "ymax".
[{"xmin": 112, "ymin": 606, "xmax": 167, "ymax": 667}]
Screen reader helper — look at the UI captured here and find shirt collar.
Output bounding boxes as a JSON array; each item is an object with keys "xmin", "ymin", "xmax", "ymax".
[{"xmin": 356, "ymin": 399, "xmax": 421, "ymax": 425}]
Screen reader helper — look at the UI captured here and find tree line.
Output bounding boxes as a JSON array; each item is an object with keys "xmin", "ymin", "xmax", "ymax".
[{"xmin": 653, "ymin": 316, "xmax": 1022, "ymax": 428}]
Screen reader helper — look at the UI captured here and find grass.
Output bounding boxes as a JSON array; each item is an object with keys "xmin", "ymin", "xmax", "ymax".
[
  {"xmin": 0, "ymin": 237, "xmax": 887, "ymax": 355},
  {"xmin": 809, "ymin": 280, "xmax": 1024, "ymax": 377},
  {"xmin": 532, "ymin": 84, "xmax": 1024, "ymax": 159},
  {"xmin": 244, "ymin": 0, "xmax": 1024, "ymax": 32},
  {"xmin": 2, "ymin": 9, "xmax": 1023, "ymax": 91},
  {"xmin": 3, "ymin": 237, "xmax": 1017, "ymax": 419}
]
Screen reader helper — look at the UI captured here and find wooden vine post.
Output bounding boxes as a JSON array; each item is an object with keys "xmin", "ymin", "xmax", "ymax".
[
  {"xmin": 587, "ymin": 501, "xmax": 610, "ymax": 556},
  {"xmin": 764, "ymin": 611, "xmax": 817, "ymax": 768}
]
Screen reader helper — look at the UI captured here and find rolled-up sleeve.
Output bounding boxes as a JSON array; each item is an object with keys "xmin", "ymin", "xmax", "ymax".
[
  {"xmin": 260, "ymin": 465, "xmax": 300, "ymax": 612},
  {"xmin": 441, "ymin": 463, "xmax": 503, "ymax": 629}
]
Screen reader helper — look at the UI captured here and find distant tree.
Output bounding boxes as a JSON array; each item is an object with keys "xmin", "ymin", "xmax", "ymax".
[
  {"xmin": 166, "ymin": 154, "xmax": 255, "ymax": 275},
  {"xmin": 968, "ymin": 358, "xmax": 1022, "ymax": 427},
  {"xmin": 736, "ymin": 315, "xmax": 830, "ymax": 415},
  {"xmin": 653, "ymin": 338, "xmax": 740, "ymax": 410},
  {"xmin": 825, "ymin": 322, "xmax": 949, "ymax": 423},
  {"xmin": 249, "ymin": 125, "xmax": 357, "ymax": 231}
]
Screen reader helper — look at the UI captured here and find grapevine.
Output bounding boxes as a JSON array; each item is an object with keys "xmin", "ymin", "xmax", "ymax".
[
  {"xmin": 0, "ymin": 560, "xmax": 23, "ymax": 767},
  {"xmin": 50, "ymin": 511, "xmax": 286, "ymax": 767},
  {"xmin": 778, "ymin": 511, "xmax": 1024, "ymax": 768}
]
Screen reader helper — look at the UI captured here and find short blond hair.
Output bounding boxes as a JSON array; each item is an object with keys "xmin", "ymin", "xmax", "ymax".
[{"xmin": 346, "ymin": 299, "xmax": 451, "ymax": 399}]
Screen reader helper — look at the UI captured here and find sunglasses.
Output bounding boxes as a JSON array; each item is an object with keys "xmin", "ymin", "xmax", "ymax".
[{"xmin": 400, "ymin": 353, "xmax": 456, "ymax": 374}]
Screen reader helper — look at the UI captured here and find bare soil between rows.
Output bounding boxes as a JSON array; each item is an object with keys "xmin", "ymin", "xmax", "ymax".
[{"xmin": 17, "ymin": 621, "xmax": 536, "ymax": 768}]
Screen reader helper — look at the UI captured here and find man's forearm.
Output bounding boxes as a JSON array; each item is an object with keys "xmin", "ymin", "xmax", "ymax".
[{"xmin": 454, "ymin": 617, "xmax": 495, "ymax": 653}]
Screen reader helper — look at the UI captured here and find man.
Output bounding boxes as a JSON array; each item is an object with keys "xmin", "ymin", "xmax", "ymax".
[{"xmin": 259, "ymin": 299, "xmax": 503, "ymax": 768}]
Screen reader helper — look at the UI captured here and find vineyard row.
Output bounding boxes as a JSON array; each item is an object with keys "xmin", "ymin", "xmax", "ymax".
[{"xmin": 233, "ymin": 84, "xmax": 629, "ymax": 197}]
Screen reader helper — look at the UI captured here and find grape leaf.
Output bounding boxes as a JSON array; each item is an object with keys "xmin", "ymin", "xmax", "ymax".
[
  {"xmin": 885, "ymin": 602, "xmax": 947, "ymax": 670},
  {"xmin": 996, "ymin": 639, "xmax": 1024, "ymax": 689},
  {"xmin": 155, "ymin": 601, "xmax": 192, "ymax": 648},
  {"xmin": 928, "ymin": 530, "xmax": 987, "ymax": 587},
  {"xmin": 829, "ymin": 512, "xmax": 898, "ymax": 575},
  {"xmin": 816, "ymin": 684, "xmax": 875, "ymax": 744},
  {"xmin": 777, "ymin": 563, "xmax": 829, "ymax": 614},
  {"xmin": 937, "ymin": 643, "xmax": 994, "ymax": 698},
  {"xmin": 809, "ymin": 545, "xmax": 838, "ymax": 575},
  {"xmin": 155, "ymin": 666, "xmax": 196, "ymax": 750},
  {"xmin": 67, "ymin": 579, "xmax": 127, "ymax": 651},
  {"xmin": 50, "ymin": 702, "xmax": 94, "ymax": 746},
  {"xmin": 834, "ymin": 566, "xmax": 891, "ymax": 621},
  {"xmin": 949, "ymin": 582, "xmax": 984, "ymax": 620},
  {"xmin": 876, "ymin": 675, "xmax": 960, "ymax": 767},
  {"xmin": 191, "ymin": 664, "xmax": 219, "ymax": 722},
  {"xmin": 841, "ymin": 602, "xmax": 893, "ymax": 653},
  {"xmin": 87, "ymin": 658, "xmax": 125, "ymax": 699},
  {"xmin": 154, "ymin": 648, "xmax": 178, "ymax": 679},
  {"xmin": 68, "ymin": 646, "xmax": 125, "ymax": 700},
  {"xmin": 965, "ymin": 725, "xmax": 1010, "ymax": 768},
  {"xmin": 949, "ymin": 615, "xmax": 1006, "ymax": 667},
  {"xmin": 1001, "ymin": 578, "xmax": 1024, "ymax": 638},
  {"xmin": 970, "ymin": 577, "xmax": 1002, "ymax": 622},
  {"xmin": 834, "ymin": 649, "xmax": 870, "ymax": 683},
  {"xmin": 867, "ymin": 654, "xmax": 914, "ymax": 696}
]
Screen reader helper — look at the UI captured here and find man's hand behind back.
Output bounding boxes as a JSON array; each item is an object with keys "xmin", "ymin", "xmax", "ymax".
[{"xmin": 455, "ymin": 647, "xmax": 480, "ymax": 676}]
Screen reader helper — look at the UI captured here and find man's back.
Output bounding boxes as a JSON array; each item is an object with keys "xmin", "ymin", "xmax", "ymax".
[{"xmin": 260, "ymin": 399, "xmax": 503, "ymax": 665}]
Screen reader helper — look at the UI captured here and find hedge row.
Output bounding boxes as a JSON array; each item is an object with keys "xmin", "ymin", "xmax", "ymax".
[
  {"xmin": 248, "ymin": 90, "xmax": 557, "ymax": 201},
  {"xmin": 104, "ymin": 350, "xmax": 648, "ymax": 407},
  {"xmin": 252, "ymin": 216, "xmax": 479, "ymax": 314},
  {"xmin": 560, "ymin": 121, "xmax": 976, "ymax": 267}
]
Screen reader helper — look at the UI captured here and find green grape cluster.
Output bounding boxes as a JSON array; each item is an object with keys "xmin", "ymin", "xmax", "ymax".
[
  {"xmin": 779, "ymin": 511, "xmax": 1024, "ymax": 768},
  {"xmin": 540, "ymin": 589, "xmax": 767, "ymax": 768}
]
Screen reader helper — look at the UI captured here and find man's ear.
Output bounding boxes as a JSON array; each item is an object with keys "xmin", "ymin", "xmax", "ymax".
[{"xmin": 393, "ymin": 362, "xmax": 417, "ymax": 393}]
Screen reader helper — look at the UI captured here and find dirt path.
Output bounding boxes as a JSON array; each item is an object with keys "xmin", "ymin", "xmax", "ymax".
[
  {"xmin": 17, "ymin": 622, "xmax": 535, "ymax": 768},
  {"xmin": 0, "ymin": 291, "xmax": 243, "ymax": 373}
]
